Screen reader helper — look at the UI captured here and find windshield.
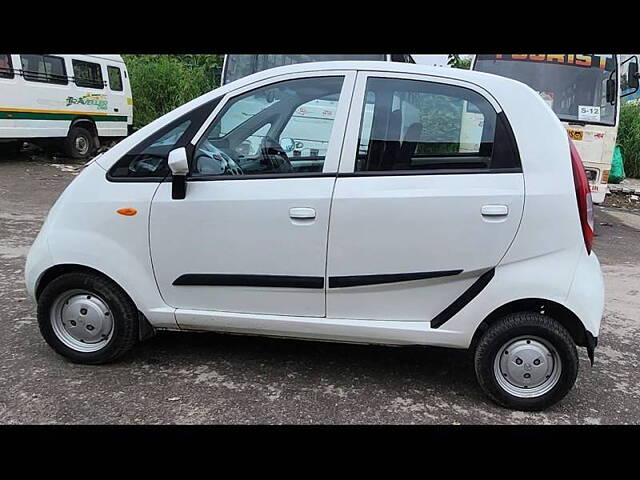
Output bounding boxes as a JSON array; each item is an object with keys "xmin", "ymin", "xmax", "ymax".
[
  {"xmin": 474, "ymin": 54, "xmax": 617, "ymax": 126},
  {"xmin": 223, "ymin": 54, "xmax": 385, "ymax": 84}
]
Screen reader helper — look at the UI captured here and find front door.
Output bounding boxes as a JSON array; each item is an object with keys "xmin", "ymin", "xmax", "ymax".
[
  {"xmin": 150, "ymin": 72, "xmax": 355, "ymax": 318},
  {"xmin": 327, "ymin": 72, "xmax": 525, "ymax": 324}
]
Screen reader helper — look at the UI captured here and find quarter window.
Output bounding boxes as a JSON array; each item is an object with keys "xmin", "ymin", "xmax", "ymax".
[
  {"xmin": 108, "ymin": 97, "xmax": 222, "ymax": 180},
  {"xmin": 0, "ymin": 54, "xmax": 13, "ymax": 79},
  {"xmin": 20, "ymin": 55, "xmax": 67, "ymax": 84},
  {"xmin": 192, "ymin": 76, "xmax": 344, "ymax": 177},
  {"xmin": 356, "ymin": 77, "xmax": 518, "ymax": 172},
  {"xmin": 107, "ymin": 65, "xmax": 123, "ymax": 91},
  {"xmin": 73, "ymin": 60, "xmax": 104, "ymax": 89}
]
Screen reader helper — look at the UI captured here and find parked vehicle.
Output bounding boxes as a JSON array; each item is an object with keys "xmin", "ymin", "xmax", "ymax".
[
  {"xmin": 25, "ymin": 61, "xmax": 604, "ymax": 411},
  {"xmin": 471, "ymin": 54, "xmax": 640, "ymax": 204},
  {"xmin": 0, "ymin": 54, "xmax": 133, "ymax": 158}
]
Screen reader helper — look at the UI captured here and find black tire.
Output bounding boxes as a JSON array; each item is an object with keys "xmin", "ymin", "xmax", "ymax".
[
  {"xmin": 474, "ymin": 312, "xmax": 579, "ymax": 411},
  {"xmin": 0, "ymin": 141, "xmax": 23, "ymax": 155},
  {"xmin": 64, "ymin": 126, "xmax": 95, "ymax": 159},
  {"xmin": 37, "ymin": 272, "xmax": 138, "ymax": 364}
]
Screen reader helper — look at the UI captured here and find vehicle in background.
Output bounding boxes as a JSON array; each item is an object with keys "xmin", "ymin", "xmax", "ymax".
[
  {"xmin": 0, "ymin": 54, "xmax": 133, "ymax": 159},
  {"xmin": 471, "ymin": 54, "xmax": 640, "ymax": 203}
]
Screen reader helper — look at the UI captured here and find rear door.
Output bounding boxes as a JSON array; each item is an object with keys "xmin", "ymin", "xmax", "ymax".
[{"xmin": 326, "ymin": 71, "xmax": 525, "ymax": 325}]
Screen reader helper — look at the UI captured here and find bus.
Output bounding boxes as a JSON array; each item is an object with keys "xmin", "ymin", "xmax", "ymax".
[
  {"xmin": 221, "ymin": 54, "xmax": 417, "ymax": 85},
  {"xmin": 0, "ymin": 54, "xmax": 133, "ymax": 159},
  {"xmin": 471, "ymin": 54, "xmax": 639, "ymax": 203}
]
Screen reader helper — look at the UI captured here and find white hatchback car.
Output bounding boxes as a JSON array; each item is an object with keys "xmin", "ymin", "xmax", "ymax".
[{"xmin": 25, "ymin": 62, "xmax": 604, "ymax": 411}]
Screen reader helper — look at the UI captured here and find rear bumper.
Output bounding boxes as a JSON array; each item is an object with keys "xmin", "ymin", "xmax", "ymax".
[{"xmin": 565, "ymin": 250, "xmax": 605, "ymax": 339}]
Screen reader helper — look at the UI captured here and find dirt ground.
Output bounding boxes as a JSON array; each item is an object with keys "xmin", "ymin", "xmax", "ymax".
[{"xmin": 1, "ymin": 152, "xmax": 639, "ymax": 424}]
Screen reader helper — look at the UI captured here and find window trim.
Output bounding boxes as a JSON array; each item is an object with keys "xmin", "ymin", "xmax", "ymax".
[
  {"xmin": 0, "ymin": 54, "xmax": 14, "ymax": 79},
  {"xmin": 337, "ymin": 71, "xmax": 520, "ymax": 175},
  {"xmin": 107, "ymin": 65, "xmax": 123, "ymax": 91},
  {"xmin": 188, "ymin": 70, "xmax": 357, "ymax": 179},
  {"xmin": 72, "ymin": 59, "xmax": 105, "ymax": 89},
  {"xmin": 20, "ymin": 54, "xmax": 68, "ymax": 85},
  {"xmin": 106, "ymin": 97, "xmax": 223, "ymax": 182}
]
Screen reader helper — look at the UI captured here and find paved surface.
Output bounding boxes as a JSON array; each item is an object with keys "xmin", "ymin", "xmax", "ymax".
[{"xmin": 1, "ymin": 153, "xmax": 639, "ymax": 424}]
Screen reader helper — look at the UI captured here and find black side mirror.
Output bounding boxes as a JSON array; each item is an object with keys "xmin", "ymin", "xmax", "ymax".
[
  {"xmin": 606, "ymin": 78, "xmax": 616, "ymax": 103},
  {"xmin": 629, "ymin": 61, "xmax": 639, "ymax": 90},
  {"xmin": 168, "ymin": 147, "xmax": 189, "ymax": 200}
]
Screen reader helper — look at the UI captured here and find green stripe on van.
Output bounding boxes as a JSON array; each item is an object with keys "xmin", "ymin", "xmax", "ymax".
[{"xmin": 0, "ymin": 111, "xmax": 127, "ymax": 122}]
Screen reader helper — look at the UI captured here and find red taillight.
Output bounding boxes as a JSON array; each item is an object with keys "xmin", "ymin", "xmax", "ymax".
[{"xmin": 569, "ymin": 137, "xmax": 594, "ymax": 254}]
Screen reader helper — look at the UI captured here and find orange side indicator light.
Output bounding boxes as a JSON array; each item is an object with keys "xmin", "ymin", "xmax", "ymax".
[{"xmin": 117, "ymin": 207, "xmax": 138, "ymax": 216}]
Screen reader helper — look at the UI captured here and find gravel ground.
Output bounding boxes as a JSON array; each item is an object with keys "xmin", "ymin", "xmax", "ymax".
[{"xmin": 1, "ymin": 152, "xmax": 639, "ymax": 424}]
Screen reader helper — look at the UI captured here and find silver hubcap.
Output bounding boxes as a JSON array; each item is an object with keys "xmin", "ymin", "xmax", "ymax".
[
  {"xmin": 75, "ymin": 136, "xmax": 89, "ymax": 155},
  {"xmin": 493, "ymin": 336, "xmax": 562, "ymax": 398},
  {"xmin": 50, "ymin": 290, "xmax": 113, "ymax": 352}
]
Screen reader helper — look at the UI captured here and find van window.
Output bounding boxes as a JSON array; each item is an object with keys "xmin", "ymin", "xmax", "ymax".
[
  {"xmin": 0, "ymin": 54, "xmax": 13, "ymax": 79},
  {"xmin": 193, "ymin": 76, "xmax": 344, "ymax": 177},
  {"xmin": 107, "ymin": 66, "xmax": 123, "ymax": 91},
  {"xmin": 73, "ymin": 60, "xmax": 104, "ymax": 89},
  {"xmin": 20, "ymin": 55, "xmax": 67, "ymax": 84}
]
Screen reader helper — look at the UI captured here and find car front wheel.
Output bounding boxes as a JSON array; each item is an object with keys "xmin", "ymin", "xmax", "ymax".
[
  {"xmin": 474, "ymin": 312, "xmax": 579, "ymax": 411},
  {"xmin": 37, "ymin": 272, "xmax": 139, "ymax": 364}
]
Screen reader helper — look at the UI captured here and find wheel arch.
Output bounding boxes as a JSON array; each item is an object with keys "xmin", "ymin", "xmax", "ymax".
[
  {"xmin": 69, "ymin": 117, "xmax": 99, "ymax": 146},
  {"xmin": 470, "ymin": 298, "xmax": 588, "ymax": 351},
  {"xmin": 35, "ymin": 263, "xmax": 155, "ymax": 341}
]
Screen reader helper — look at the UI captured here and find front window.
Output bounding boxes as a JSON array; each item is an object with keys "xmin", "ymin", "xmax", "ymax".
[
  {"xmin": 223, "ymin": 54, "xmax": 384, "ymax": 84},
  {"xmin": 193, "ymin": 76, "xmax": 344, "ymax": 177},
  {"xmin": 474, "ymin": 54, "xmax": 617, "ymax": 126}
]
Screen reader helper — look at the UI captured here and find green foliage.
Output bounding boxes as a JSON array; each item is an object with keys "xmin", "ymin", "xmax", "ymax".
[
  {"xmin": 123, "ymin": 54, "xmax": 223, "ymax": 130},
  {"xmin": 447, "ymin": 54, "xmax": 471, "ymax": 70},
  {"xmin": 618, "ymin": 102, "xmax": 640, "ymax": 178}
]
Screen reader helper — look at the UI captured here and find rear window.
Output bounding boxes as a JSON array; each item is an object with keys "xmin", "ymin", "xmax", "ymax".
[
  {"xmin": 20, "ymin": 55, "xmax": 67, "ymax": 84},
  {"xmin": 356, "ymin": 77, "xmax": 520, "ymax": 172},
  {"xmin": 73, "ymin": 59, "xmax": 104, "ymax": 89}
]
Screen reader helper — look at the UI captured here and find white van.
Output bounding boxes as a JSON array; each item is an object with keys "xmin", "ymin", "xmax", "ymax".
[
  {"xmin": 25, "ymin": 61, "xmax": 604, "ymax": 411},
  {"xmin": 0, "ymin": 54, "xmax": 133, "ymax": 158}
]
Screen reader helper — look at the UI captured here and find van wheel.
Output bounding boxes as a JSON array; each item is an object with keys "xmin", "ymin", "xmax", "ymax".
[
  {"xmin": 37, "ymin": 272, "xmax": 138, "ymax": 364},
  {"xmin": 474, "ymin": 312, "xmax": 579, "ymax": 411},
  {"xmin": 65, "ymin": 126, "xmax": 95, "ymax": 159},
  {"xmin": 0, "ymin": 141, "xmax": 23, "ymax": 155}
]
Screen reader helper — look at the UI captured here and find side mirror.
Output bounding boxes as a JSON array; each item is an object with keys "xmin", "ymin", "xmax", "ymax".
[
  {"xmin": 168, "ymin": 147, "xmax": 188, "ymax": 200},
  {"xmin": 606, "ymin": 78, "xmax": 616, "ymax": 103},
  {"xmin": 280, "ymin": 137, "xmax": 296, "ymax": 152},
  {"xmin": 629, "ymin": 61, "xmax": 639, "ymax": 90}
]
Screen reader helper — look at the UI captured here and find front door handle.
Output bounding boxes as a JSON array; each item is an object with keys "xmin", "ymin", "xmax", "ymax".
[
  {"xmin": 481, "ymin": 205, "xmax": 509, "ymax": 216},
  {"xmin": 289, "ymin": 207, "xmax": 316, "ymax": 219}
]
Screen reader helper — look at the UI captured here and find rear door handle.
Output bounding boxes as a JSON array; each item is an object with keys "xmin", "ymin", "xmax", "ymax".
[
  {"xmin": 481, "ymin": 205, "xmax": 509, "ymax": 216},
  {"xmin": 289, "ymin": 207, "xmax": 316, "ymax": 219}
]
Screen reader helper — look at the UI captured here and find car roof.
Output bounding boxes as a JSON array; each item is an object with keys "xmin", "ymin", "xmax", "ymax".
[{"xmin": 218, "ymin": 60, "xmax": 524, "ymax": 96}]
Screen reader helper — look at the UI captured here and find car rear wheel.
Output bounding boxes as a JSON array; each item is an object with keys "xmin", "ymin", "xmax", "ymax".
[
  {"xmin": 474, "ymin": 312, "xmax": 579, "ymax": 411},
  {"xmin": 37, "ymin": 272, "xmax": 138, "ymax": 364}
]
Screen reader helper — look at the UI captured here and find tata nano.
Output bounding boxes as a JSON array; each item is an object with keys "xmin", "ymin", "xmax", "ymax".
[{"xmin": 25, "ymin": 62, "xmax": 604, "ymax": 411}]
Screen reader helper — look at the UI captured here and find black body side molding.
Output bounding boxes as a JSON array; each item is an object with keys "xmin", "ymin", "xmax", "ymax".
[
  {"xmin": 173, "ymin": 274, "xmax": 324, "ymax": 289},
  {"xmin": 430, "ymin": 268, "xmax": 496, "ymax": 329},
  {"xmin": 329, "ymin": 270, "xmax": 462, "ymax": 288}
]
